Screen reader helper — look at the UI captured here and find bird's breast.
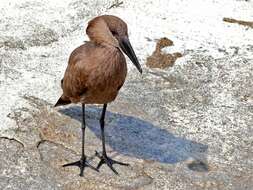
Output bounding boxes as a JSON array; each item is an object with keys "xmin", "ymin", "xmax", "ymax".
[{"xmin": 82, "ymin": 48, "xmax": 127, "ymax": 104}]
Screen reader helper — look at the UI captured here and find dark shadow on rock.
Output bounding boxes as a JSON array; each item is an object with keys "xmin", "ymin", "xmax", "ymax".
[{"xmin": 59, "ymin": 105, "xmax": 208, "ymax": 164}]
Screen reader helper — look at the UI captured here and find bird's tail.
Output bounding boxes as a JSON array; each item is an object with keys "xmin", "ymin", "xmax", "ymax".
[{"xmin": 54, "ymin": 95, "xmax": 71, "ymax": 107}]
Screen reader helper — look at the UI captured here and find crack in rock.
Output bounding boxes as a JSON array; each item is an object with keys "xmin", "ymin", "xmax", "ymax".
[{"xmin": 0, "ymin": 136, "xmax": 24, "ymax": 148}]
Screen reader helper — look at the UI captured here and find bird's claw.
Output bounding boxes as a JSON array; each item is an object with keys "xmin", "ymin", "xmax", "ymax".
[
  {"xmin": 95, "ymin": 151, "xmax": 129, "ymax": 175},
  {"xmin": 63, "ymin": 156, "xmax": 98, "ymax": 176}
]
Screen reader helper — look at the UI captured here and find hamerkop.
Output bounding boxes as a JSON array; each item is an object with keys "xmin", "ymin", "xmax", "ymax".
[{"xmin": 55, "ymin": 15, "xmax": 142, "ymax": 176}]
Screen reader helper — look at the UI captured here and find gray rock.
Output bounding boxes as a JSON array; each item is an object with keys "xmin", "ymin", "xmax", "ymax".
[
  {"xmin": 0, "ymin": 36, "xmax": 25, "ymax": 50},
  {"xmin": 0, "ymin": 0, "xmax": 252, "ymax": 189}
]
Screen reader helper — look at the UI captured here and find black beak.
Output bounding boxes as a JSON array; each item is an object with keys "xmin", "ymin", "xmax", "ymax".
[{"xmin": 119, "ymin": 37, "xmax": 142, "ymax": 74}]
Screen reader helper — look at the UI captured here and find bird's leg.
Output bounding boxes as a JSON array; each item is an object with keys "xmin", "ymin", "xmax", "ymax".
[
  {"xmin": 95, "ymin": 104, "xmax": 129, "ymax": 175},
  {"xmin": 63, "ymin": 104, "xmax": 98, "ymax": 176}
]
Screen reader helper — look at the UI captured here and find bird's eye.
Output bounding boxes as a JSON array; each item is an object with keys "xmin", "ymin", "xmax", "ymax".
[{"xmin": 111, "ymin": 31, "xmax": 117, "ymax": 36}]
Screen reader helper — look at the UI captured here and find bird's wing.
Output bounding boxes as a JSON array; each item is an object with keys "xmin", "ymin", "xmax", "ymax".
[{"xmin": 61, "ymin": 43, "xmax": 93, "ymax": 98}]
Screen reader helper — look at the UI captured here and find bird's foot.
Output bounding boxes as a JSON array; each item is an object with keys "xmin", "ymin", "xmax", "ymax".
[
  {"xmin": 95, "ymin": 151, "xmax": 129, "ymax": 175},
  {"xmin": 63, "ymin": 156, "xmax": 98, "ymax": 176}
]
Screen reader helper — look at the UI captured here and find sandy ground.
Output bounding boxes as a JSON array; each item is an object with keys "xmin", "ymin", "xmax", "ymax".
[{"xmin": 0, "ymin": 0, "xmax": 253, "ymax": 189}]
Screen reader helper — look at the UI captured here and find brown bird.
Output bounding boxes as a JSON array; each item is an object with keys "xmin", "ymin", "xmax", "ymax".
[{"xmin": 55, "ymin": 15, "xmax": 142, "ymax": 176}]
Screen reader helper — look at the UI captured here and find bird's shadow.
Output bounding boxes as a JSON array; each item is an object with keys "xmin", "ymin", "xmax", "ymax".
[{"xmin": 59, "ymin": 105, "xmax": 208, "ymax": 164}]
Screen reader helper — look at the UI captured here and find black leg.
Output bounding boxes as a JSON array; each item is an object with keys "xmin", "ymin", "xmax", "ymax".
[
  {"xmin": 81, "ymin": 103, "xmax": 86, "ymax": 160},
  {"xmin": 95, "ymin": 104, "xmax": 129, "ymax": 175},
  {"xmin": 63, "ymin": 104, "xmax": 98, "ymax": 176}
]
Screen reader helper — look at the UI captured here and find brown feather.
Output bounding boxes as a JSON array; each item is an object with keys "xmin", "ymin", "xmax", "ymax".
[
  {"xmin": 61, "ymin": 42, "xmax": 126, "ymax": 104},
  {"xmin": 55, "ymin": 15, "xmax": 129, "ymax": 106}
]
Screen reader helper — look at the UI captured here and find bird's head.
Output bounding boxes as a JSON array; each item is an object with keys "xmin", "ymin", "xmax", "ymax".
[{"xmin": 86, "ymin": 15, "xmax": 142, "ymax": 74}]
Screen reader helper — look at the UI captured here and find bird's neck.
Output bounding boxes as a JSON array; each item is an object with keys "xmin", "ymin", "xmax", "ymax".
[{"xmin": 86, "ymin": 18, "xmax": 119, "ymax": 48}]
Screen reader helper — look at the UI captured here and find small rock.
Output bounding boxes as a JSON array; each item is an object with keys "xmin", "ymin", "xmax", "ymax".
[{"xmin": 187, "ymin": 159, "xmax": 209, "ymax": 172}]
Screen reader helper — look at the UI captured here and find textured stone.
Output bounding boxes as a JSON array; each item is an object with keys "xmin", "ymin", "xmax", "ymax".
[{"xmin": 0, "ymin": 0, "xmax": 253, "ymax": 189}]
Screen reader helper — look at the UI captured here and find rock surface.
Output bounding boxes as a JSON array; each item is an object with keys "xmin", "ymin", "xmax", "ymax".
[{"xmin": 0, "ymin": 0, "xmax": 253, "ymax": 190}]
